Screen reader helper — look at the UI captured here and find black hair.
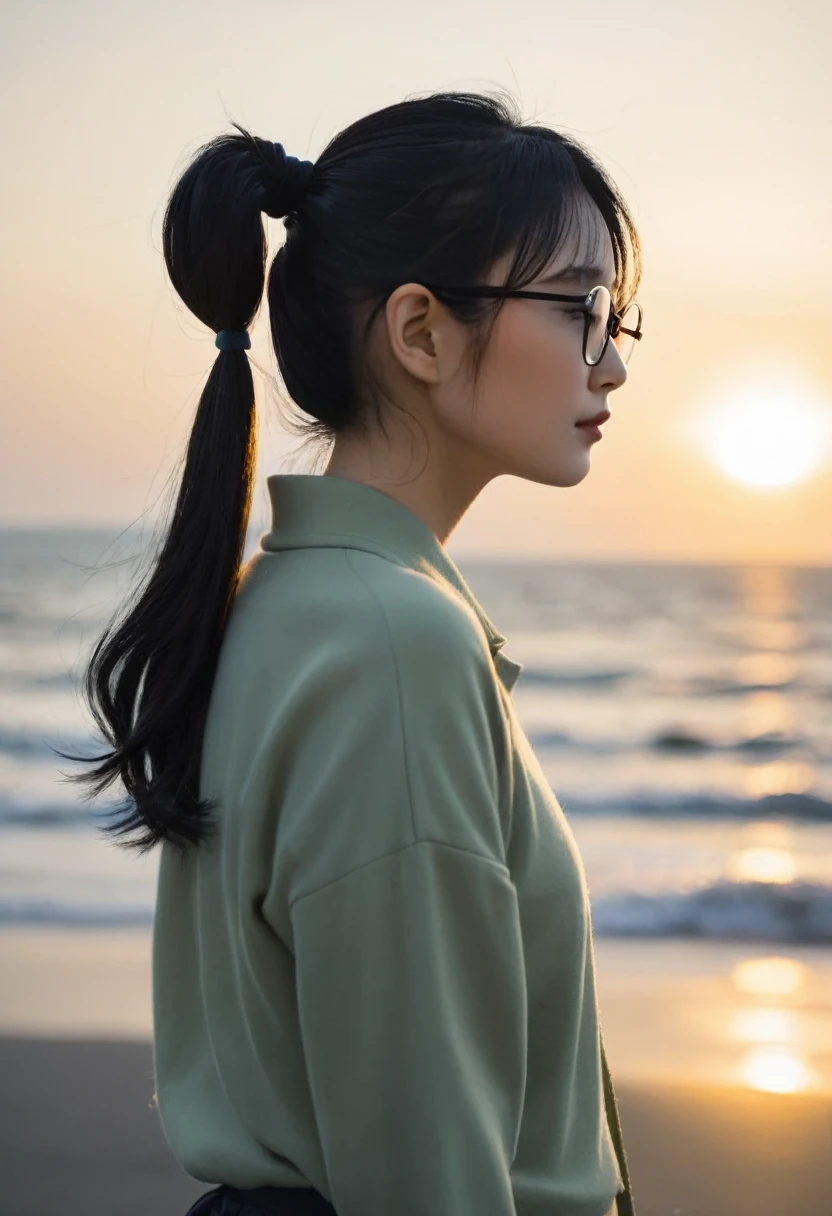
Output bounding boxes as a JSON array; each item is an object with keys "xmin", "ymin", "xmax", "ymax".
[{"xmin": 54, "ymin": 89, "xmax": 642, "ymax": 856}]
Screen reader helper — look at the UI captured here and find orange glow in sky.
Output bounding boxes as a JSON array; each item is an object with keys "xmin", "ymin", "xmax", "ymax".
[{"xmin": 1, "ymin": 0, "xmax": 831, "ymax": 564}]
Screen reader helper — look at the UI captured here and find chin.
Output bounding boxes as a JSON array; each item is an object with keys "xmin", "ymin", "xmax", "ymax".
[
  {"xmin": 562, "ymin": 460, "xmax": 593, "ymax": 487},
  {"xmin": 521, "ymin": 455, "xmax": 592, "ymax": 489}
]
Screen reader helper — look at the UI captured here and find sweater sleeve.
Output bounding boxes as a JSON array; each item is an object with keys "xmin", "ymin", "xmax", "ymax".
[{"xmin": 289, "ymin": 840, "xmax": 527, "ymax": 1216}]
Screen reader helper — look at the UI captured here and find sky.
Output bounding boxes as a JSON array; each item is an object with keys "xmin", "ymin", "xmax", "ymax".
[{"xmin": 1, "ymin": 0, "xmax": 831, "ymax": 562}]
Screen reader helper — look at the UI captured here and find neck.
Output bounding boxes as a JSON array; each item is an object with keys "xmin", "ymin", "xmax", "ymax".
[{"xmin": 322, "ymin": 425, "xmax": 497, "ymax": 546}]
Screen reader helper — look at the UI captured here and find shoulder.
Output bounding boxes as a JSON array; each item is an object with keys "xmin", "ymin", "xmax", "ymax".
[
  {"xmin": 339, "ymin": 549, "xmax": 493, "ymax": 676},
  {"xmin": 226, "ymin": 546, "xmax": 499, "ymax": 717},
  {"xmin": 225, "ymin": 548, "xmax": 512, "ymax": 888}
]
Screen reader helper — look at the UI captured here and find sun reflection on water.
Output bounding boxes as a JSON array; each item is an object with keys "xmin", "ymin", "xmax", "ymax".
[
  {"xmin": 729, "ymin": 956, "xmax": 818, "ymax": 1092},
  {"xmin": 736, "ymin": 650, "xmax": 798, "ymax": 688},
  {"xmin": 742, "ymin": 762, "xmax": 815, "ymax": 799},
  {"xmin": 731, "ymin": 956, "xmax": 806, "ymax": 997},
  {"xmin": 739, "ymin": 1049, "xmax": 814, "ymax": 1093},
  {"xmin": 729, "ymin": 1007, "xmax": 796, "ymax": 1043},
  {"xmin": 742, "ymin": 688, "xmax": 795, "ymax": 735},
  {"xmin": 727, "ymin": 846, "xmax": 796, "ymax": 884}
]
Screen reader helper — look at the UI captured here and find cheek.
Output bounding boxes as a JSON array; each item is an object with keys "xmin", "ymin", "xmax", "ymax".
[{"xmin": 484, "ymin": 307, "xmax": 583, "ymax": 410}]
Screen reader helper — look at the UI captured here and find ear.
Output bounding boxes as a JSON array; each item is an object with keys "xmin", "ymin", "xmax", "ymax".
[{"xmin": 383, "ymin": 283, "xmax": 449, "ymax": 386}]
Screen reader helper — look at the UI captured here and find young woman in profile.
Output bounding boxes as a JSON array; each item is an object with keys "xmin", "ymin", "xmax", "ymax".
[{"xmin": 65, "ymin": 90, "xmax": 643, "ymax": 1216}]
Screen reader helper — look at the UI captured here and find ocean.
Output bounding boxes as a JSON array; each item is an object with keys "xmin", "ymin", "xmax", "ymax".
[{"xmin": 1, "ymin": 527, "xmax": 831, "ymax": 944}]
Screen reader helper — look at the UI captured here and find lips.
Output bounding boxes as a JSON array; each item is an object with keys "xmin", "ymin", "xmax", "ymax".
[{"xmin": 576, "ymin": 410, "xmax": 611, "ymax": 427}]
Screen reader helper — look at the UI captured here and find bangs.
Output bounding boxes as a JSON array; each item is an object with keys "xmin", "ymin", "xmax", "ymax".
[{"xmin": 492, "ymin": 132, "xmax": 642, "ymax": 310}]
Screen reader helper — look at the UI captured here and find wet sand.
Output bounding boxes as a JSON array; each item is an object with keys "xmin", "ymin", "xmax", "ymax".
[{"xmin": 1, "ymin": 928, "xmax": 831, "ymax": 1215}]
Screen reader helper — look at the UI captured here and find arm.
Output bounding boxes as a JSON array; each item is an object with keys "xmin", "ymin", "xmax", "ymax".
[
  {"xmin": 262, "ymin": 560, "xmax": 526, "ymax": 1213},
  {"xmin": 290, "ymin": 839, "xmax": 527, "ymax": 1216}
]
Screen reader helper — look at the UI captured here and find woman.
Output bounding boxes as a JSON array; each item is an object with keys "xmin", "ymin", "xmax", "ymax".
[{"xmin": 67, "ymin": 90, "xmax": 643, "ymax": 1216}]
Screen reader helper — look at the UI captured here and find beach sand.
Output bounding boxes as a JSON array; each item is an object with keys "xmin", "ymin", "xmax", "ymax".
[{"xmin": 1, "ymin": 927, "xmax": 831, "ymax": 1215}]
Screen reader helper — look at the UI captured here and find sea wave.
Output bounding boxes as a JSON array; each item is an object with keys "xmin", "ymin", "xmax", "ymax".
[
  {"xmin": 528, "ymin": 725, "xmax": 823, "ymax": 758},
  {"xmin": 0, "ymin": 795, "xmax": 122, "ymax": 828},
  {"xmin": 650, "ymin": 727, "xmax": 807, "ymax": 754},
  {"xmin": 3, "ymin": 786, "xmax": 832, "ymax": 832},
  {"xmin": 2, "ymin": 879, "xmax": 830, "ymax": 943},
  {"xmin": 517, "ymin": 667, "xmax": 639, "ymax": 688},
  {"xmin": 516, "ymin": 664, "xmax": 832, "ymax": 699},
  {"xmin": 0, "ymin": 727, "xmax": 101, "ymax": 759},
  {"xmin": 0, "ymin": 898, "xmax": 152, "ymax": 927},
  {"xmin": 592, "ymin": 878, "xmax": 832, "ymax": 944},
  {"xmin": 562, "ymin": 790, "xmax": 832, "ymax": 821},
  {"xmin": 684, "ymin": 675, "xmax": 801, "ymax": 696}
]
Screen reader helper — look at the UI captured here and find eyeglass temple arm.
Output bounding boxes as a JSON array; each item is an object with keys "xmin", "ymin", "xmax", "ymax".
[
  {"xmin": 428, "ymin": 286, "xmax": 588, "ymax": 303},
  {"xmin": 425, "ymin": 282, "xmax": 643, "ymax": 340}
]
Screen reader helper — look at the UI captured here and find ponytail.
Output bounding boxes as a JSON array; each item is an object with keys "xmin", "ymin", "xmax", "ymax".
[{"xmin": 54, "ymin": 124, "xmax": 313, "ymax": 855}]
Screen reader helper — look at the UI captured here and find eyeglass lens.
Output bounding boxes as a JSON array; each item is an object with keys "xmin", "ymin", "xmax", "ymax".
[
  {"xmin": 614, "ymin": 301, "xmax": 641, "ymax": 365},
  {"xmin": 585, "ymin": 287, "xmax": 640, "ymax": 366},
  {"xmin": 585, "ymin": 288, "xmax": 611, "ymax": 366}
]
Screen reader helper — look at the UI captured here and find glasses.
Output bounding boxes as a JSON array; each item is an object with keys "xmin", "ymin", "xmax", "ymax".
[{"xmin": 419, "ymin": 282, "xmax": 643, "ymax": 367}]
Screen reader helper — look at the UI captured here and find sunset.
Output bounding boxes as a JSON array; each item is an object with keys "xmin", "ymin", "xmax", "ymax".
[
  {"xmin": 686, "ymin": 359, "xmax": 832, "ymax": 490},
  {"xmin": 1, "ymin": 3, "xmax": 831, "ymax": 1215}
]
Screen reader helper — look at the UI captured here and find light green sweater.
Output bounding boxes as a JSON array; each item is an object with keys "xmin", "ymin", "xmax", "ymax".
[{"xmin": 152, "ymin": 472, "xmax": 633, "ymax": 1216}]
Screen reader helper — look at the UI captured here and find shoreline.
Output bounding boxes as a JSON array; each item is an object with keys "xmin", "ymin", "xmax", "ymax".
[{"xmin": 2, "ymin": 926, "xmax": 831, "ymax": 1091}]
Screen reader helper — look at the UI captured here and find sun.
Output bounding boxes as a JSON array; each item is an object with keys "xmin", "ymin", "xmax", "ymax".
[{"xmin": 692, "ymin": 368, "xmax": 832, "ymax": 489}]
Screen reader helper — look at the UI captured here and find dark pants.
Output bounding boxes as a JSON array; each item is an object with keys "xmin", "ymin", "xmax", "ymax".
[{"xmin": 184, "ymin": 1183, "xmax": 338, "ymax": 1216}]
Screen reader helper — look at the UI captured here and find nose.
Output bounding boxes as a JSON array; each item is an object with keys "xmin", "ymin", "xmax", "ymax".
[{"xmin": 590, "ymin": 336, "xmax": 628, "ymax": 391}]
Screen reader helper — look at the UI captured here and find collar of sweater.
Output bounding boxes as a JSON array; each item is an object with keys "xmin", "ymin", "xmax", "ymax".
[{"xmin": 262, "ymin": 472, "xmax": 523, "ymax": 692}]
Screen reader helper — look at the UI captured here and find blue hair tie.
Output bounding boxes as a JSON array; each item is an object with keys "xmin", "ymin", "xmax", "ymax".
[{"xmin": 215, "ymin": 330, "xmax": 251, "ymax": 351}]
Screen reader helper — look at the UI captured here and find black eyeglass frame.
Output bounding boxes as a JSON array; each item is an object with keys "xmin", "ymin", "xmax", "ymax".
[{"xmin": 416, "ymin": 283, "xmax": 644, "ymax": 367}]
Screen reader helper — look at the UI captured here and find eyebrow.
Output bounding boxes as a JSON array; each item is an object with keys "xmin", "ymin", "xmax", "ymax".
[{"xmin": 537, "ymin": 263, "xmax": 613, "ymax": 289}]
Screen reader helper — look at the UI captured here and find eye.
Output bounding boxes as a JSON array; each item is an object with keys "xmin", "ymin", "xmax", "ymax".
[{"xmin": 564, "ymin": 308, "xmax": 587, "ymax": 320}]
